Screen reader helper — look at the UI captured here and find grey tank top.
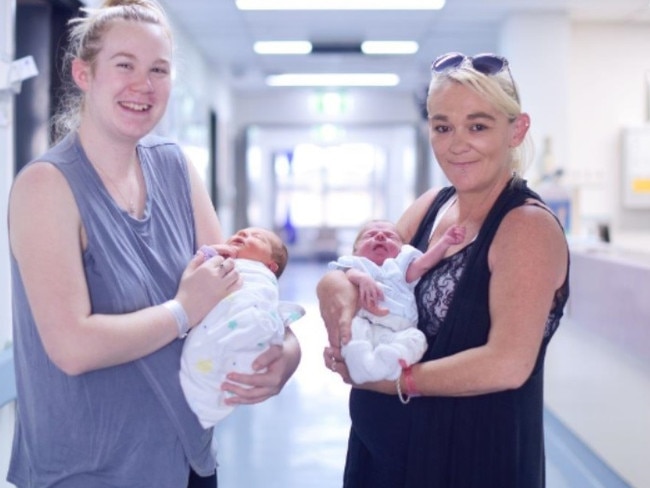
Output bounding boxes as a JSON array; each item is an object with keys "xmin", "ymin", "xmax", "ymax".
[{"xmin": 9, "ymin": 133, "xmax": 214, "ymax": 487}]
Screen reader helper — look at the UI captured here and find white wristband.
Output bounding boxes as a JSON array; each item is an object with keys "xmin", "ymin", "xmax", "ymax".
[{"xmin": 162, "ymin": 300, "xmax": 191, "ymax": 338}]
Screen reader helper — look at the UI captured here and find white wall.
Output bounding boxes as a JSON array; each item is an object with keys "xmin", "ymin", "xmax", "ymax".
[
  {"xmin": 0, "ymin": 2, "xmax": 16, "ymax": 485},
  {"xmin": 500, "ymin": 13, "xmax": 571, "ymax": 184},
  {"xmin": 160, "ymin": 18, "xmax": 236, "ymax": 234},
  {"xmin": 0, "ymin": 0, "xmax": 15, "ymax": 348},
  {"xmin": 569, "ymin": 22, "xmax": 650, "ymax": 243}
]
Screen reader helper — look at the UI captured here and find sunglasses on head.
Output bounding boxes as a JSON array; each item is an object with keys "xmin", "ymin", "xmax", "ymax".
[{"xmin": 431, "ymin": 52, "xmax": 520, "ymax": 103}]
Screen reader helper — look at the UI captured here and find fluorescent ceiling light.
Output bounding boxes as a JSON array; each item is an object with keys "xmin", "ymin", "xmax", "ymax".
[
  {"xmin": 266, "ymin": 73, "xmax": 400, "ymax": 87},
  {"xmin": 361, "ymin": 41, "xmax": 419, "ymax": 55},
  {"xmin": 254, "ymin": 41, "xmax": 312, "ymax": 55},
  {"xmin": 254, "ymin": 41, "xmax": 419, "ymax": 56},
  {"xmin": 237, "ymin": 0, "xmax": 445, "ymax": 10}
]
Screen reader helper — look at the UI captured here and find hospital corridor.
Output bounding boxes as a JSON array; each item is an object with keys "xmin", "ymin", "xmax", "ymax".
[{"xmin": 2, "ymin": 0, "xmax": 650, "ymax": 487}]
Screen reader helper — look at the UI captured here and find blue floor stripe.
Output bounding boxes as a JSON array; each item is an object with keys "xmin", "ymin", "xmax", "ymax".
[{"xmin": 545, "ymin": 407, "xmax": 633, "ymax": 488}]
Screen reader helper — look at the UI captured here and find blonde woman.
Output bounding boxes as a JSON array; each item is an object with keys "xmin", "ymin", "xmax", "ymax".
[
  {"xmin": 318, "ymin": 53, "xmax": 569, "ymax": 487},
  {"xmin": 8, "ymin": 2, "xmax": 300, "ymax": 486}
]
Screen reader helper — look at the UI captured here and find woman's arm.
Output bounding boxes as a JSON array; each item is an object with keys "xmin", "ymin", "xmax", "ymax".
[
  {"xmin": 9, "ymin": 163, "xmax": 239, "ymax": 375},
  {"xmin": 317, "ymin": 270, "xmax": 359, "ymax": 350},
  {"xmin": 406, "ymin": 225, "xmax": 465, "ymax": 283},
  {"xmin": 368, "ymin": 205, "xmax": 568, "ymax": 397}
]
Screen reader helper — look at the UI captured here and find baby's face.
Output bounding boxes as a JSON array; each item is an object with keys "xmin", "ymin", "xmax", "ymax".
[
  {"xmin": 226, "ymin": 227, "xmax": 278, "ymax": 265},
  {"xmin": 354, "ymin": 222, "xmax": 403, "ymax": 266}
]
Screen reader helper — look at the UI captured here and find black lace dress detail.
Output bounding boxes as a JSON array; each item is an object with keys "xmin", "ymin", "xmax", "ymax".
[
  {"xmin": 416, "ymin": 238, "xmax": 567, "ymax": 342},
  {"xmin": 415, "ymin": 243, "xmax": 473, "ymax": 340},
  {"xmin": 544, "ymin": 277, "xmax": 569, "ymax": 338}
]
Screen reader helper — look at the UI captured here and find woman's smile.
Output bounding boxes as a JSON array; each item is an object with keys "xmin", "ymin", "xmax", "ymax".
[{"xmin": 118, "ymin": 101, "xmax": 152, "ymax": 112}]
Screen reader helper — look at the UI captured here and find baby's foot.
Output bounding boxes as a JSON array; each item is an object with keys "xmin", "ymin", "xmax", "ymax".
[{"xmin": 374, "ymin": 344, "xmax": 408, "ymax": 381}]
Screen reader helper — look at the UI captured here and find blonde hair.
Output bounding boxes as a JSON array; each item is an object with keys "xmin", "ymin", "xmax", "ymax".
[
  {"xmin": 52, "ymin": 0, "xmax": 173, "ymax": 141},
  {"xmin": 426, "ymin": 64, "xmax": 533, "ymax": 175}
]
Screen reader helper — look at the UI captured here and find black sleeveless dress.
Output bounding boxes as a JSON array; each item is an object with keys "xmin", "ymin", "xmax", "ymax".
[{"xmin": 343, "ymin": 178, "xmax": 570, "ymax": 488}]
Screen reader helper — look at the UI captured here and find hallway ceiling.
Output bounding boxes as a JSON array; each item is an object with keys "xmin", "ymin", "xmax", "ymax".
[{"xmin": 160, "ymin": 0, "xmax": 650, "ymax": 95}]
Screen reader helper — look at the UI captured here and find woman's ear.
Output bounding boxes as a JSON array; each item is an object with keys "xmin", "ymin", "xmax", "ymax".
[
  {"xmin": 71, "ymin": 58, "xmax": 91, "ymax": 91},
  {"xmin": 510, "ymin": 113, "xmax": 530, "ymax": 146}
]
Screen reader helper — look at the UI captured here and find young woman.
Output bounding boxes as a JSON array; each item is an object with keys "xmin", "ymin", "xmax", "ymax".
[
  {"xmin": 318, "ymin": 53, "xmax": 569, "ymax": 487},
  {"xmin": 7, "ymin": 1, "xmax": 300, "ymax": 486}
]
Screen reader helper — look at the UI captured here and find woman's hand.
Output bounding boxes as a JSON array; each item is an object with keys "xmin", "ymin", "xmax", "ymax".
[
  {"xmin": 323, "ymin": 346, "xmax": 353, "ymax": 384},
  {"xmin": 221, "ymin": 328, "xmax": 301, "ymax": 405},
  {"xmin": 322, "ymin": 348, "xmax": 397, "ymax": 395},
  {"xmin": 175, "ymin": 252, "xmax": 242, "ymax": 328}
]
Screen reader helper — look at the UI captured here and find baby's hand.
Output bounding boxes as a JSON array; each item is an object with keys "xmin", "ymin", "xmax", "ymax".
[
  {"xmin": 205, "ymin": 244, "xmax": 239, "ymax": 259},
  {"xmin": 357, "ymin": 275, "xmax": 385, "ymax": 312},
  {"xmin": 198, "ymin": 245, "xmax": 219, "ymax": 259},
  {"xmin": 445, "ymin": 225, "xmax": 466, "ymax": 245}
]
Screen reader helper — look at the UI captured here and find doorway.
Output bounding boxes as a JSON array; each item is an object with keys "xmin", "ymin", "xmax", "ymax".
[{"xmin": 245, "ymin": 124, "xmax": 418, "ymax": 260}]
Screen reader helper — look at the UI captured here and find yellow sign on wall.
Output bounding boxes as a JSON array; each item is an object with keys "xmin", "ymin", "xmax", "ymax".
[
  {"xmin": 632, "ymin": 178, "xmax": 650, "ymax": 193},
  {"xmin": 622, "ymin": 128, "xmax": 650, "ymax": 208}
]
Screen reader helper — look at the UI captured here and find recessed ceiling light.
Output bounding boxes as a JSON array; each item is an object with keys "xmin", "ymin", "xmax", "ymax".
[
  {"xmin": 361, "ymin": 41, "xmax": 419, "ymax": 55},
  {"xmin": 237, "ymin": 0, "xmax": 445, "ymax": 10},
  {"xmin": 266, "ymin": 73, "xmax": 400, "ymax": 87},
  {"xmin": 254, "ymin": 41, "xmax": 313, "ymax": 55}
]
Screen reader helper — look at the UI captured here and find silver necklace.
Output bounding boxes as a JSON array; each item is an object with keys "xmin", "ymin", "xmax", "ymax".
[{"xmin": 94, "ymin": 163, "xmax": 138, "ymax": 216}]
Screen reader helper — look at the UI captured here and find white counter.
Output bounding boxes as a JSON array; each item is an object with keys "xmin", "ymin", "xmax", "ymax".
[{"xmin": 566, "ymin": 243, "xmax": 650, "ymax": 369}]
